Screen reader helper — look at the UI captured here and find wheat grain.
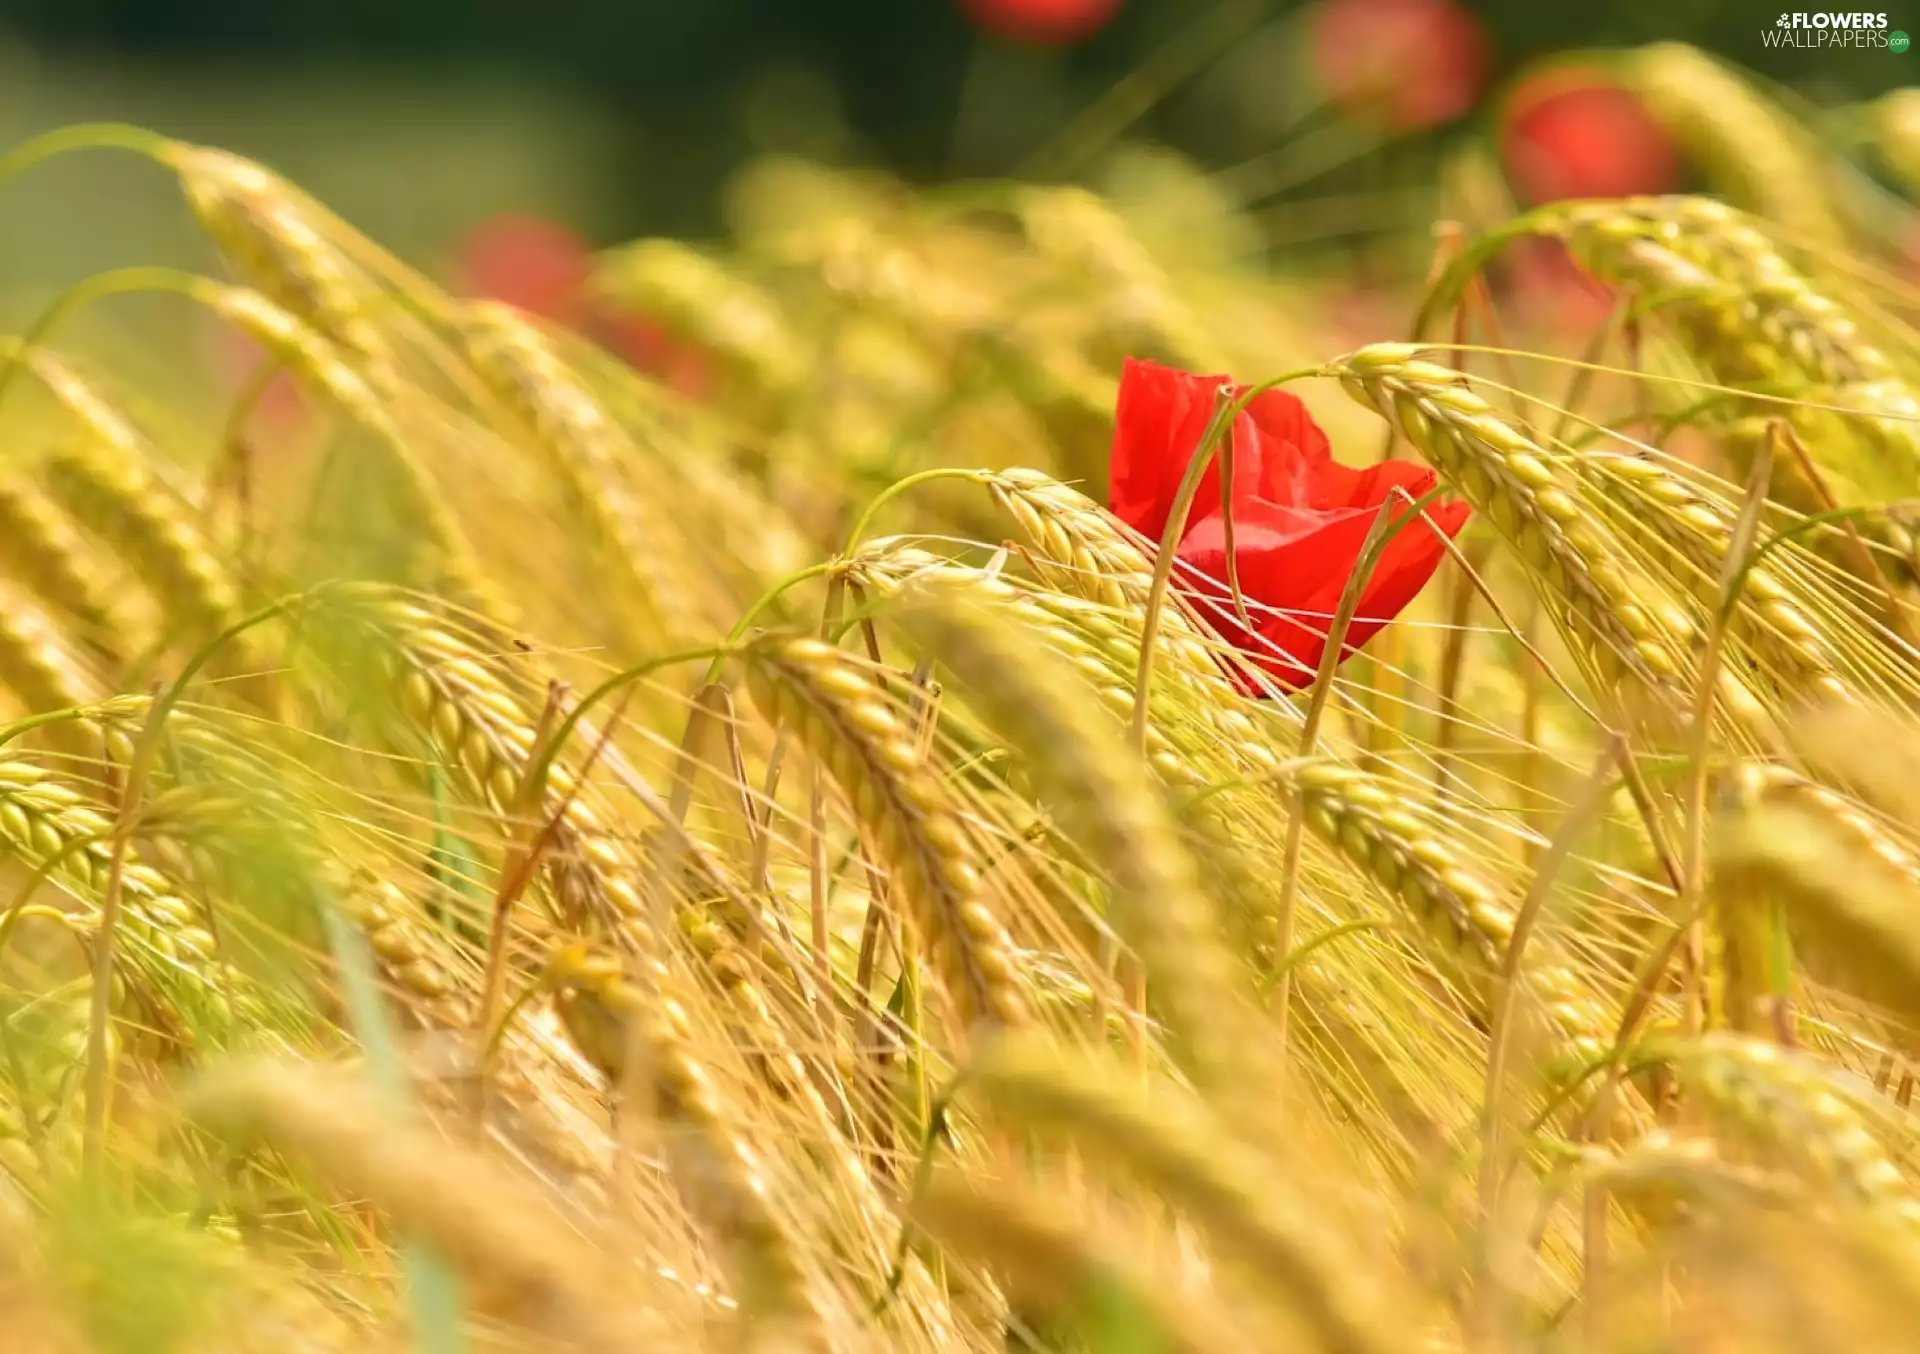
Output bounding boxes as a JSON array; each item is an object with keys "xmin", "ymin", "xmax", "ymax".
[
  {"xmin": 0, "ymin": 478, "xmax": 122, "ymax": 657},
  {"xmin": 455, "ymin": 301, "xmax": 704, "ymax": 643},
  {"xmin": 743, "ymin": 634, "xmax": 1025, "ymax": 1034},
  {"xmin": 1577, "ymin": 449, "xmax": 1848, "ymax": 706},
  {"xmin": 1337, "ymin": 344, "xmax": 1684, "ymax": 705},
  {"xmin": 1672, "ymin": 1032, "xmax": 1920, "ymax": 1228},
  {"xmin": 969, "ymin": 1038, "xmax": 1398, "ymax": 1354},
  {"xmin": 889, "ymin": 576, "xmax": 1253, "ymax": 1091},
  {"xmin": 0, "ymin": 756, "xmax": 241, "ymax": 1039},
  {"xmin": 165, "ymin": 144, "xmax": 400, "ymax": 390},
  {"xmin": 593, "ymin": 239, "xmax": 804, "ymax": 395},
  {"xmin": 1711, "ymin": 773, "xmax": 1920, "ymax": 1032},
  {"xmin": 546, "ymin": 946, "xmax": 826, "ymax": 1349},
  {"xmin": 1279, "ymin": 759, "xmax": 1616, "ymax": 1072},
  {"xmin": 0, "ymin": 583, "xmax": 105, "ymax": 730},
  {"xmin": 1550, "ymin": 199, "xmax": 1883, "ymax": 385},
  {"xmin": 40, "ymin": 441, "xmax": 243, "ymax": 637},
  {"xmin": 1626, "ymin": 45, "xmax": 1842, "ymax": 245}
]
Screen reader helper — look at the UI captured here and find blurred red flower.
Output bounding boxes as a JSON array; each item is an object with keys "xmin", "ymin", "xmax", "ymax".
[
  {"xmin": 1311, "ymin": 0, "xmax": 1490, "ymax": 131},
  {"xmin": 958, "ymin": 0, "xmax": 1121, "ymax": 45},
  {"xmin": 455, "ymin": 213, "xmax": 713, "ymax": 395},
  {"xmin": 1500, "ymin": 67, "xmax": 1679, "ymax": 204},
  {"xmin": 218, "ymin": 328, "xmax": 308, "ymax": 436},
  {"xmin": 1108, "ymin": 358, "xmax": 1469, "ymax": 690},
  {"xmin": 1500, "ymin": 236, "xmax": 1618, "ymax": 338},
  {"xmin": 456, "ymin": 215, "xmax": 594, "ymax": 327},
  {"xmin": 595, "ymin": 311, "xmax": 714, "ymax": 401}
]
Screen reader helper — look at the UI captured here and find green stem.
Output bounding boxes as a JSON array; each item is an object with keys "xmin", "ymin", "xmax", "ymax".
[
  {"xmin": 1270, "ymin": 485, "xmax": 1443, "ymax": 1061},
  {"xmin": 520, "ymin": 646, "xmax": 730, "ymax": 811},
  {"xmin": 0, "ymin": 122, "xmax": 171, "ymax": 192},
  {"xmin": 706, "ymin": 562, "xmax": 836, "ymax": 686},
  {"xmin": 0, "ymin": 265, "xmax": 211, "ymax": 415},
  {"xmin": 841, "ymin": 467, "xmax": 989, "ymax": 558}
]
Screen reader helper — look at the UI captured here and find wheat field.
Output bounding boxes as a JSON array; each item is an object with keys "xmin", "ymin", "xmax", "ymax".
[{"xmin": 3, "ymin": 41, "xmax": 1920, "ymax": 1354}]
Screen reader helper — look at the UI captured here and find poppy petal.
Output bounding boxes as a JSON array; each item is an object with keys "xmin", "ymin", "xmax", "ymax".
[
  {"xmin": 1348, "ymin": 495, "xmax": 1472, "ymax": 649},
  {"xmin": 1175, "ymin": 498, "xmax": 1385, "ymax": 686},
  {"xmin": 1109, "ymin": 357, "xmax": 1226, "ymax": 543},
  {"xmin": 1174, "ymin": 492, "xmax": 1469, "ymax": 688},
  {"xmin": 1109, "ymin": 358, "xmax": 1288, "ymax": 542},
  {"xmin": 1240, "ymin": 385, "xmax": 1334, "ymax": 505},
  {"xmin": 1310, "ymin": 455, "xmax": 1444, "ymax": 511},
  {"xmin": 1104, "ymin": 355, "xmax": 1470, "ymax": 693}
]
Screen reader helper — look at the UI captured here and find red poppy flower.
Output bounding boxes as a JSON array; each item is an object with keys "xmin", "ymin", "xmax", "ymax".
[
  {"xmin": 1108, "ymin": 358, "xmax": 1469, "ymax": 690},
  {"xmin": 456, "ymin": 215, "xmax": 594, "ymax": 326},
  {"xmin": 1500, "ymin": 67, "xmax": 1679, "ymax": 205},
  {"xmin": 959, "ymin": 0, "xmax": 1121, "ymax": 45},
  {"xmin": 1311, "ymin": 0, "xmax": 1489, "ymax": 132}
]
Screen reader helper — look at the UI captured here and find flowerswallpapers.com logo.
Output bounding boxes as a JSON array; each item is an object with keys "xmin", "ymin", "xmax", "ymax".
[{"xmin": 1765, "ymin": 12, "xmax": 1906, "ymax": 46}]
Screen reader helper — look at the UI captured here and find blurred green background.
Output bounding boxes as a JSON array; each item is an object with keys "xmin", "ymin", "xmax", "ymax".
[{"xmin": 0, "ymin": 0, "xmax": 1909, "ymax": 276}]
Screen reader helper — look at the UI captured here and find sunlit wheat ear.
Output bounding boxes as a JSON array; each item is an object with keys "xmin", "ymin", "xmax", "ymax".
[
  {"xmin": 1585, "ymin": 1129, "xmax": 1798, "ymax": 1233},
  {"xmin": 38, "ymin": 441, "xmax": 246, "ymax": 640},
  {"xmin": 133, "ymin": 740, "xmax": 476, "ymax": 1025},
  {"xmin": 454, "ymin": 301, "xmax": 704, "ymax": 644},
  {"xmin": 1668, "ymin": 1033, "xmax": 1920, "ymax": 1229},
  {"xmin": 0, "ymin": 582, "xmax": 105, "ymax": 735},
  {"xmin": 163, "ymin": 143, "xmax": 400, "ymax": 389},
  {"xmin": 912, "ymin": 1173, "xmax": 1259, "ymax": 1354},
  {"xmin": 887, "ymin": 577, "xmax": 1254, "ymax": 1092},
  {"xmin": 327, "ymin": 869, "xmax": 471, "ymax": 1018},
  {"xmin": 967, "ymin": 1038, "xmax": 1399, "ymax": 1354},
  {"xmin": 982, "ymin": 469, "xmax": 1249, "ymax": 696},
  {"xmin": 1575, "ymin": 451, "xmax": 1852, "ymax": 706},
  {"xmin": 843, "ymin": 543, "xmax": 1266, "ymax": 791},
  {"xmin": 540, "ymin": 327, "xmax": 817, "ymax": 591},
  {"xmin": 329, "ymin": 604, "xmax": 752, "ymax": 1097},
  {"xmin": 318, "ymin": 587, "xmax": 669, "ymax": 951},
  {"xmin": 1336, "ymin": 345, "xmax": 1685, "ymax": 711},
  {"xmin": 593, "ymin": 238, "xmax": 806, "ymax": 396},
  {"xmin": 1547, "ymin": 198, "xmax": 1887, "ymax": 386},
  {"xmin": 1014, "ymin": 184, "xmax": 1220, "ymax": 368},
  {"xmin": 203, "ymin": 286, "xmax": 505, "ymax": 617},
  {"xmin": 982, "ymin": 469, "xmax": 1155, "ymax": 604},
  {"xmin": 546, "ymin": 949, "xmax": 827, "ymax": 1351},
  {"xmin": 184, "ymin": 1058, "xmax": 651, "ymax": 1351},
  {"xmin": 1711, "ymin": 768, "xmax": 1920, "ymax": 1033},
  {"xmin": 0, "ymin": 477, "xmax": 124, "ymax": 660},
  {"xmin": 1715, "ymin": 412, "xmax": 1920, "ymax": 590},
  {"xmin": 0, "ymin": 756, "xmax": 248, "ymax": 1043},
  {"xmin": 1539, "ymin": 200, "xmax": 1920, "ymax": 503},
  {"xmin": 1626, "ymin": 44, "xmax": 1844, "ymax": 245},
  {"xmin": 743, "ymin": 634, "xmax": 1026, "ymax": 1036},
  {"xmin": 1278, "ymin": 760, "xmax": 1613, "ymax": 1069},
  {"xmin": 684, "ymin": 914, "xmax": 869, "ymax": 1162},
  {"xmin": 1786, "ymin": 703, "xmax": 1920, "ymax": 830},
  {"xmin": 18, "ymin": 346, "xmax": 156, "ymax": 464}
]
